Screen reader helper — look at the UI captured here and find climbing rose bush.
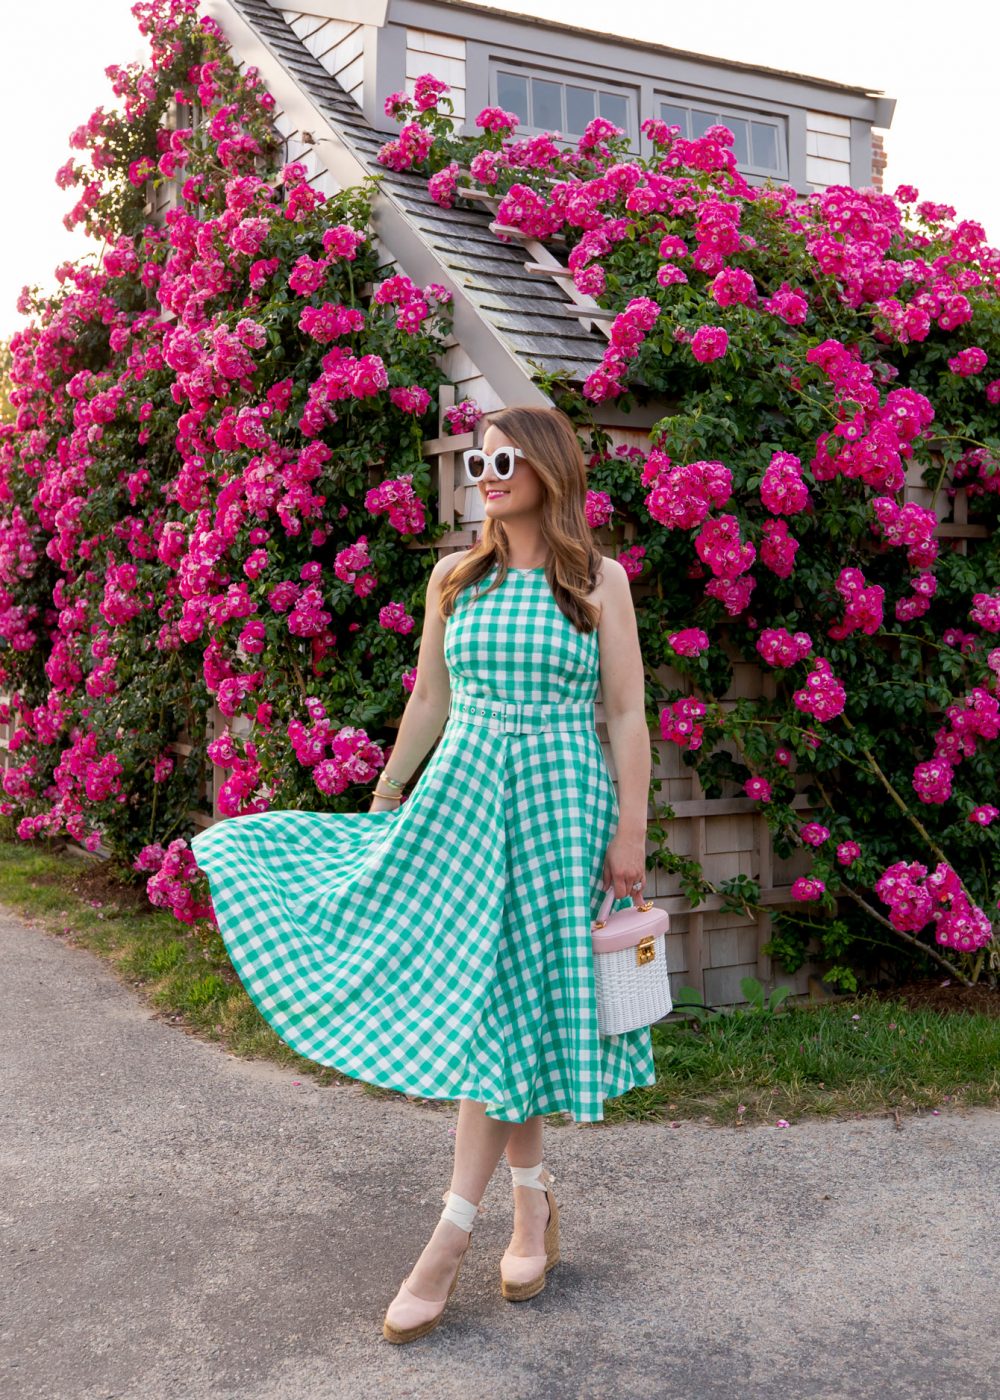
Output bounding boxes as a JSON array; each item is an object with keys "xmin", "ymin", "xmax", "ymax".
[
  {"xmin": 0, "ymin": 0, "xmax": 454, "ymax": 923},
  {"xmin": 1, "ymin": 1, "xmax": 998, "ymax": 992},
  {"xmin": 377, "ymin": 80, "xmax": 1000, "ymax": 989}
]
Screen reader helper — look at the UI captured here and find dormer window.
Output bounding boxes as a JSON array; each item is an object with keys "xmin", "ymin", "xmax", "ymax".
[
  {"xmin": 658, "ymin": 96, "xmax": 787, "ymax": 179},
  {"xmin": 492, "ymin": 62, "xmax": 637, "ymax": 145}
]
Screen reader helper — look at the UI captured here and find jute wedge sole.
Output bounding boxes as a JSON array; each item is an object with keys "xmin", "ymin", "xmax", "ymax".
[
  {"xmin": 382, "ymin": 1188, "xmax": 480, "ymax": 1343},
  {"xmin": 382, "ymin": 1250, "xmax": 468, "ymax": 1343},
  {"xmin": 500, "ymin": 1163, "xmax": 560, "ymax": 1302}
]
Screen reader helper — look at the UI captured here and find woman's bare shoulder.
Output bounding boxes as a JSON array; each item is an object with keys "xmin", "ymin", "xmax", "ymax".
[
  {"xmin": 591, "ymin": 556, "xmax": 627, "ymax": 623},
  {"xmin": 432, "ymin": 549, "xmax": 474, "ymax": 581}
]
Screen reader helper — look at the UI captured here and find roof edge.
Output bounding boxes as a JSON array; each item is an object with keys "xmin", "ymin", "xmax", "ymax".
[
  {"xmin": 264, "ymin": 0, "xmax": 389, "ymax": 22},
  {"xmin": 211, "ymin": 0, "xmax": 554, "ymax": 406},
  {"xmin": 386, "ymin": 0, "xmax": 888, "ymax": 104}
]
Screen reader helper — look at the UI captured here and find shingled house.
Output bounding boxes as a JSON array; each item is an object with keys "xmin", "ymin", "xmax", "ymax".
[
  {"xmin": 196, "ymin": 0, "xmax": 899, "ymax": 1006},
  {"xmin": 204, "ymin": 0, "xmax": 896, "ymax": 431}
]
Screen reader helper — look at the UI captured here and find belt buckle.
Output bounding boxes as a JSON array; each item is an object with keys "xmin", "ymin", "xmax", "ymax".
[{"xmin": 502, "ymin": 700, "xmax": 522, "ymax": 734}]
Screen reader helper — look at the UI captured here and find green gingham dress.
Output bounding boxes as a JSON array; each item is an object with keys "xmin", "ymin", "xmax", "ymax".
[{"xmin": 190, "ymin": 562, "xmax": 657, "ymax": 1122}]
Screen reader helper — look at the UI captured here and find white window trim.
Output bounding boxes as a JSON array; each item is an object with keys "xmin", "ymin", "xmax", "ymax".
[
  {"xmin": 655, "ymin": 89, "xmax": 790, "ymax": 181},
  {"xmin": 489, "ymin": 57, "xmax": 640, "ymax": 148}
]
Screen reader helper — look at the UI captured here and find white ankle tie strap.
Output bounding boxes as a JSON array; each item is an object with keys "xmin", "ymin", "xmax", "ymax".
[
  {"xmin": 509, "ymin": 1162, "xmax": 555, "ymax": 1190},
  {"xmin": 439, "ymin": 1189, "xmax": 481, "ymax": 1232}
]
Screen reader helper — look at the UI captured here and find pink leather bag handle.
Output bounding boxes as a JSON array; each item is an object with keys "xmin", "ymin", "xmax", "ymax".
[
  {"xmin": 591, "ymin": 881, "xmax": 670, "ymax": 953},
  {"xmin": 593, "ymin": 882, "xmax": 644, "ymax": 927}
]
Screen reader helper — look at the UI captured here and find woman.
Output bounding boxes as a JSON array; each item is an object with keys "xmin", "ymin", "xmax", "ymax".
[{"xmin": 190, "ymin": 404, "xmax": 655, "ymax": 1344}]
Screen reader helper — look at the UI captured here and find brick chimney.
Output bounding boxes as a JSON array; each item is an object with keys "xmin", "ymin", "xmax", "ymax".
[{"xmin": 871, "ymin": 132, "xmax": 887, "ymax": 192}]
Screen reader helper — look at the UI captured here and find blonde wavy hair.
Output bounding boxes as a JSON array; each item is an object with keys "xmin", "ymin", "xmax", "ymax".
[{"xmin": 437, "ymin": 405, "xmax": 605, "ymax": 633}]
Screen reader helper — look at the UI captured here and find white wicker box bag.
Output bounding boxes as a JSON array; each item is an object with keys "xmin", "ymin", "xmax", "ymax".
[{"xmin": 590, "ymin": 884, "xmax": 672, "ymax": 1034}]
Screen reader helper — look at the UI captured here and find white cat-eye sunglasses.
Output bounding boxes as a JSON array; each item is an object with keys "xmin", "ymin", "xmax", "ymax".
[{"xmin": 462, "ymin": 445, "xmax": 527, "ymax": 483}]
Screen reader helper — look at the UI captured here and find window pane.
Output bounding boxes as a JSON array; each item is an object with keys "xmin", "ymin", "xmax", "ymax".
[
  {"xmin": 532, "ymin": 76, "xmax": 563, "ymax": 131},
  {"xmin": 659, "ymin": 103, "xmax": 689, "ymax": 135},
  {"xmin": 751, "ymin": 120, "xmax": 779, "ymax": 170},
  {"xmin": 598, "ymin": 91, "xmax": 628, "ymax": 130},
  {"xmin": 497, "ymin": 70, "xmax": 528, "ymax": 123},
  {"xmin": 727, "ymin": 117, "xmax": 750, "ymax": 165},
  {"xmin": 691, "ymin": 108, "xmax": 719, "ymax": 138},
  {"xmin": 566, "ymin": 85, "xmax": 595, "ymax": 135}
]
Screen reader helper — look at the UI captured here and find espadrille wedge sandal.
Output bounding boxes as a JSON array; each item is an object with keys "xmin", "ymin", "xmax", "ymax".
[
  {"xmin": 499, "ymin": 1162, "xmax": 560, "ymax": 1301},
  {"xmin": 382, "ymin": 1188, "xmax": 481, "ymax": 1343}
]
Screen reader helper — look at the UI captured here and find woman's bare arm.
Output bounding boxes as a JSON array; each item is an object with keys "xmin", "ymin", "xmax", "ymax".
[
  {"xmin": 368, "ymin": 553, "xmax": 463, "ymax": 807},
  {"xmin": 596, "ymin": 559, "xmax": 651, "ymax": 836}
]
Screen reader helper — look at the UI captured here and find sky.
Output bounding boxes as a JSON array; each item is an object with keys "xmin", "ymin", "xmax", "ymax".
[{"xmin": 1, "ymin": 0, "xmax": 997, "ymax": 339}]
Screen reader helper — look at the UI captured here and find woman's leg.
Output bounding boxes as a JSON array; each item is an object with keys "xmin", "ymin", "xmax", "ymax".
[
  {"xmin": 505, "ymin": 1114, "xmax": 543, "ymax": 1168},
  {"xmin": 504, "ymin": 1115, "xmax": 551, "ymax": 1258},
  {"xmin": 400, "ymin": 1098, "xmax": 515, "ymax": 1299}
]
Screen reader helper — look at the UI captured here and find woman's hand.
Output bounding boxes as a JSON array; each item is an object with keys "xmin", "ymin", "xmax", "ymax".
[{"xmin": 602, "ymin": 828, "xmax": 648, "ymax": 906}]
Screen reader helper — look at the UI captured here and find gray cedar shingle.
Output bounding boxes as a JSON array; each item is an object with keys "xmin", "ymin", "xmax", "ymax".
[{"xmin": 226, "ymin": 0, "xmax": 607, "ymax": 386}]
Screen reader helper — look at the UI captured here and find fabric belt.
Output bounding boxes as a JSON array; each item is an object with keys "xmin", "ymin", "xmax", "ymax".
[{"xmin": 447, "ymin": 694, "xmax": 597, "ymax": 735}]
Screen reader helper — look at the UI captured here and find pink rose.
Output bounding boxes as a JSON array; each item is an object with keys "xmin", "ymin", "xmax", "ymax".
[{"xmin": 690, "ymin": 325, "xmax": 728, "ymax": 363}]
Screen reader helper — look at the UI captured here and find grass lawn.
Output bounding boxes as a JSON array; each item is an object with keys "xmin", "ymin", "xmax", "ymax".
[{"xmin": 5, "ymin": 839, "xmax": 998, "ymax": 1129}]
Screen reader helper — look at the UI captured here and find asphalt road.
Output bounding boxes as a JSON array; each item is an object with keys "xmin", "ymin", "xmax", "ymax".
[{"xmin": 2, "ymin": 906, "xmax": 997, "ymax": 1400}]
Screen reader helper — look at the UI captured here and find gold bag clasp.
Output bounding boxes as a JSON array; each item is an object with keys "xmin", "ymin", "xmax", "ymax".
[
  {"xmin": 636, "ymin": 936, "xmax": 655, "ymax": 966},
  {"xmin": 593, "ymin": 899, "xmax": 654, "ymax": 930}
]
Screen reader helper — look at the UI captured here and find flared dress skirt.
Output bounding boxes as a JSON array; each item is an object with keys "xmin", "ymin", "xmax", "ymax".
[{"xmin": 190, "ymin": 563, "xmax": 658, "ymax": 1122}]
